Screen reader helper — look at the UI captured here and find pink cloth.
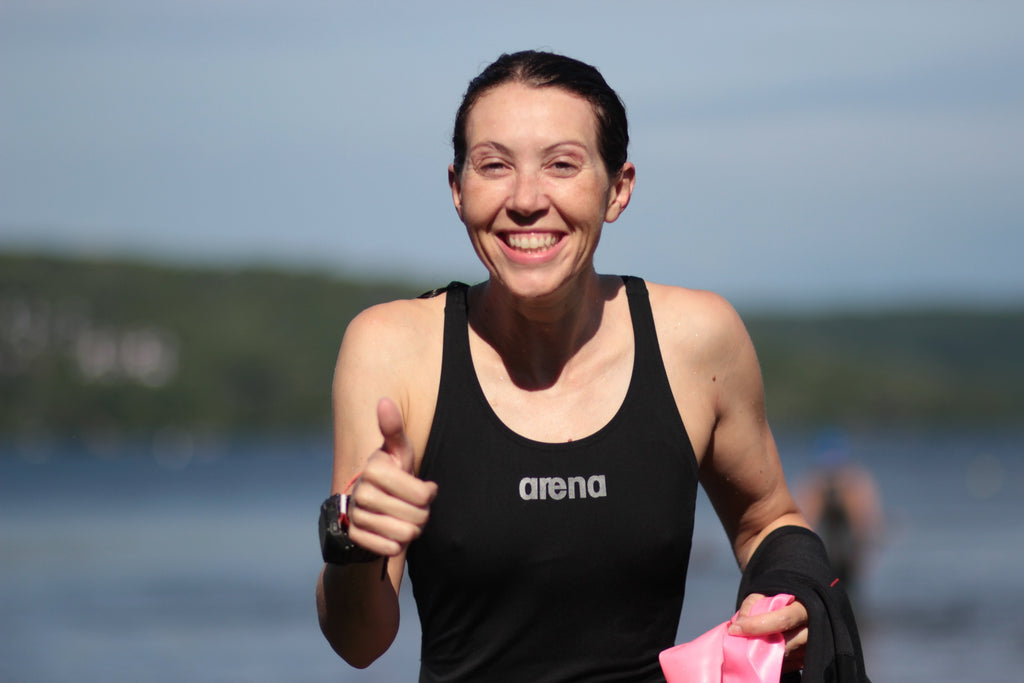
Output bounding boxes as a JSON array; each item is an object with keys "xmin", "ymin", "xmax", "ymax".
[{"xmin": 659, "ymin": 593, "xmax": 795, "ymax": 683}]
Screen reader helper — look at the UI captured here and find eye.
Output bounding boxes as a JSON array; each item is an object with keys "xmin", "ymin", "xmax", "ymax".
[
  {"xmin": 475, "ymin": 159, "xmax": 511, "ymax": 177},
  {"xmin": 548, "ymin": 160, "xmax": 580, "ymax": 177}
]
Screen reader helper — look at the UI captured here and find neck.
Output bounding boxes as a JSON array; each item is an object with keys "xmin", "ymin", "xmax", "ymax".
[{"xmin": 469, "ymin": 272, "xmax": 616, "ymax": 390}]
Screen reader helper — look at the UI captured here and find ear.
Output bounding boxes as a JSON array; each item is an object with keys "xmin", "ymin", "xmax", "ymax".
[
  {"xmin": 448, "ymin": 164, "xmax": 464, "ymax": 220},
  {"xmin": 604, "ymin": 162, "xmax": 636, "ymax": 223}
]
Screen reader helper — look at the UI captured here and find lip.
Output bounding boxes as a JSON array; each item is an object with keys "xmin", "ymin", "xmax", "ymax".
[{"xmin": 496, "ymin": 230, "xmax": 566, "ymax": 263}]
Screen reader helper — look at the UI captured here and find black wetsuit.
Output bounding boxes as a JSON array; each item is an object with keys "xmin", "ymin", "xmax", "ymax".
[
  {"xmin": 738, "ymin": 526, "xmax": 870, "ymax": 683},
  {"xmin": 408, "ymin": 277, "xmax": 699, "ymax": 682}
]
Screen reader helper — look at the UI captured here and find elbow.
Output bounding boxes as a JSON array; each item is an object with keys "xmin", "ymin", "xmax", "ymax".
[
  {"xmin": 315, "ymin": 568, "xmax": 397, "ymax": 670},
  {"xmin": 333, "ymin": 643, "xmax": 384, "ymax": 671},
  {"xmin": 317, "ymin": 598, "xmax": 392, "ymax": 670},
  {"xmin": 734, "ymin": 512, "xmax": 812, "ymax": 571}
]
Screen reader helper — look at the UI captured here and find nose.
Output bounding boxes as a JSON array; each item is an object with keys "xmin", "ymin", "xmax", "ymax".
[{"xmin": 507, "ymin": 171, "xmax": 549, "ymax": 222}]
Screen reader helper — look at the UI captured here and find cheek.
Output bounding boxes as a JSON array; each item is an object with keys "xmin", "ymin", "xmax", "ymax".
[
  {"xmin": 458, "ymin": 182, "xmax": 505, "ymax": 225},
  {"xmin": 568, "ymin": 187, "xmax": 614, "ymax": 225},
  {"xmin": 459, "ymin": 198, "xmax": 485, "ymax": 227},
  {"xmin": 457, "ymin": 201, "xmax": 497, "ymax": 240}
]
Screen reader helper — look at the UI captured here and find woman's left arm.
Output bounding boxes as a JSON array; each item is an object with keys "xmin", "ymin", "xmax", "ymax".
[{"xmin": 689, "ymin": 294, "xmax": 811, "ymax": 669}]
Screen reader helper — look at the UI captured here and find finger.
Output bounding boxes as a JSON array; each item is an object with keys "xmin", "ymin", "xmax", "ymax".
[
  {"xmin": 347, "ymin": 452, "xmax": 436, "ymax": 557},
  {"xmin": 728, "ymin": 592, "xmax": 765, "ymax": 634},
  {"xmin": 351, "ymin": 474, "xmax": 434, "ymax": 526},
  {"xmin": 729, "ymin": 600, "xmax": 807, "ymax": 636},
  {"xmin": 346, "ymin": 483, "xmax": 432, "ymax": 557},
  {"xmin": 377, "ymin": 397, "xmax": 415, "ymax": 474},
  {"xmin": 734, "ymin": 602, "xmax": 803, "ymax": 636},
  {"xmin": 350, "ymin": 499, "xmax": 429, "ymax": 542},
  {"xmin": 360, "ymin": 451, "xmax": 438, "ymax": 508},
  {"xmin": 734, "ymin": 593, "xmax": 765, "ymax": 619},
  {"xmin": 345, "ymin": 518, "xmax": 404, "ymax": 557},
  {"xmin": 781, "ymin": 626, "xmax": 808, "ymax": 673},
  {"xmin": 346, "ymin": 516, "xmax": 417, "ymax": 557},
  {"xmin": 783, "ymin": 626, "xmax": 809, "ymax": 653}
]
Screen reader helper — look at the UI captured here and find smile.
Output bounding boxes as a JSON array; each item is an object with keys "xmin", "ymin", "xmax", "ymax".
[{"xmin": 503, "ymin": 232, "xmax": 561, "ymax": 253}]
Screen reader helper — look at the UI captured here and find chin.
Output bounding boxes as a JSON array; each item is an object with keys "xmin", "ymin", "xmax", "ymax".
[{"xmin": 493, "ymin": 267, "xmax": 590, "ymax": 302}]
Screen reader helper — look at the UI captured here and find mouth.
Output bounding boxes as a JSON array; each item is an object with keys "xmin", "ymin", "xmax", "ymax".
[{"xmin": 501, "ymin": 231, "xmax": 562, "ymax": 253}]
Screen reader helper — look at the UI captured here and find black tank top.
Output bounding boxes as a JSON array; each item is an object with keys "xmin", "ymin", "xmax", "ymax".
[{"xmin": 408, "ymin": 277, "xmax": 699, "ymax": 682}]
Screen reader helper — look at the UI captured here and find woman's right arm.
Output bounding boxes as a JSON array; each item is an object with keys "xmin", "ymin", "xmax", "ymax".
[{"xmin": 315, "ymin": 303, "xmax": 439, "ymax": 668}]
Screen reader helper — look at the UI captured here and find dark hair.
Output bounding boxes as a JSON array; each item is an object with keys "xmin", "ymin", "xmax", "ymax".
[{"xmin": 452, "ymin": 50, "xmax": 629, "ymax": 178}]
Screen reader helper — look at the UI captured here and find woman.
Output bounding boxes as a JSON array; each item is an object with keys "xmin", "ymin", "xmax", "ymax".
[{"xmin": 316, "ymin": 51, "xmax": 867, "ymax": 682}]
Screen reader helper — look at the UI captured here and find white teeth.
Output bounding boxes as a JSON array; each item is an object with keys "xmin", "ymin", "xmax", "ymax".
[{"xmin": 506, "ymin": 233, "xmax": 558, "ymax": 251}]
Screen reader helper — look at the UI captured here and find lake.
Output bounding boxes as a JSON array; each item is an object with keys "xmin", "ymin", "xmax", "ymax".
[{"xmin": 2, "ymin": 428, "xmax": 1022, "ymax": 682}]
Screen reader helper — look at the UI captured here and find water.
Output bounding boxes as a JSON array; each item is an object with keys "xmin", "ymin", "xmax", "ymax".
[{"xmin": 2, "ymin": 429, "xmax": 1022, "ymax": 682}]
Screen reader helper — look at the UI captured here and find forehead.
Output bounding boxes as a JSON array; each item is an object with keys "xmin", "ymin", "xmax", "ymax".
[{"xmin": 465, "ymin": 82, "xmax": 599, "ymax": 146}]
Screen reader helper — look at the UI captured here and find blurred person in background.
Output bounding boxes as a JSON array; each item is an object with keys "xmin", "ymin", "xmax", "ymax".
[{"xmin": 797, "ymin": 430, "xmax": 884, "ymax": 603}]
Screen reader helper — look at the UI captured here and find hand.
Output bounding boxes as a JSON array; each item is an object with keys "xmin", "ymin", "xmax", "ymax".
[
  {"xmin": 729, "ymin": 593, "xmax": 809, "ymax": 673},
  {"xmin": 345, "ymin": 398, "xmax": 438, "ymax": 557}
]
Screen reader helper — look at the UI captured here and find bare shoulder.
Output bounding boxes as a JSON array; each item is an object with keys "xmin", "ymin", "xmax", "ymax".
[
  {"xmin": 333, "ymin": 293, "xmax": 447, "ymax": 472},
  {"xmin": 336, "ymin": 294, "xmax": 446, "ymax": 402},
  {"xmin": 645, "ymin": 281, "xmax": 801, "ymax": 561},
  {"xmin": 339, "ymin": 295, "xmax": 445, "ymax": 364},
  {"xmin": 644, "ymin": 281, "xmax": 750, "ymax": 360},
  {"xmin": 641, "ymin": 281, "xmax": 760, "ymax": 462}
]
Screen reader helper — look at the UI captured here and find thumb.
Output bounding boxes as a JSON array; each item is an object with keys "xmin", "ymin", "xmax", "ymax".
[
  {"xmin": 728, "ymin": 593, "xmax": 765, "ymax": 635},
  {"xmin": 377, "ymin": 397, "xmax": 415, "ymax": 474}
]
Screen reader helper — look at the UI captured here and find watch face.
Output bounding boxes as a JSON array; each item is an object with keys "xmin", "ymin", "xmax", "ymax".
[
  {"xmin": 320, "ymin": 494, "xmax": 342, "ymax": 530},
  {"xmin": 319, "ymin": 494, "xmax": 380, "ymax": 565}
]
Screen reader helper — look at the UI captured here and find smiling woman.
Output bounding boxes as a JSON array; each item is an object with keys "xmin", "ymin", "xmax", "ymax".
[
  {"xmin": 314, "ymin": 50, "xmax": 869, "ymax": 683},
  {"xmin": 449, "ymin": 81, "xmax": 634, "ymax": 302}
]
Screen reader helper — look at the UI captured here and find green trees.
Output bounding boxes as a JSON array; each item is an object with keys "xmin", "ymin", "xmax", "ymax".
[
  {"xmin": 2, "ymin": 251, "xmax": 1021, "ymax": 436},
  {"xmin": 0, "ymin": 253, "xmax": 415, "ymax": 435}
]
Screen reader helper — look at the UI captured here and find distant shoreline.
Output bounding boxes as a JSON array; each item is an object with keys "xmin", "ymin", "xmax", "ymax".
[{"xmin": 3, "ymin": 250, "xmax": 1022, "ymax": 434}]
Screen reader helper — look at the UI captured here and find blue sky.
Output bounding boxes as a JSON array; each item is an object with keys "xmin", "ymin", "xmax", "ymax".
[{"xmin": 2, "ymin": 1, "xmax": 1022, "ymax": 310}]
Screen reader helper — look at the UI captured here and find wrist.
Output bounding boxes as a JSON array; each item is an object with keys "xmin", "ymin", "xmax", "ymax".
[{"xmin": 319, "ymin": 493, "xmax": 383, "ymax": 566}]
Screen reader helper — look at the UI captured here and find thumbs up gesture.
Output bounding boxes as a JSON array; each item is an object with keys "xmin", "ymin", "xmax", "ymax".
[{"xmin": 345, "ymin": 398, "xmax": 439, "ymax": 557}]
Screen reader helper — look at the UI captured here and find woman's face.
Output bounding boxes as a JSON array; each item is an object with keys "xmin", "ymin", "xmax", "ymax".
[{"xmin": 450, "ymin": 82, "xmax": 634, "ymax": 300}]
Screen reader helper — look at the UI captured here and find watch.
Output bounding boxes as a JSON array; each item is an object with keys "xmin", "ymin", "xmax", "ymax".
[{"xmin": 318, "ymin": 493, "xmax": 382, "ymax": 566}]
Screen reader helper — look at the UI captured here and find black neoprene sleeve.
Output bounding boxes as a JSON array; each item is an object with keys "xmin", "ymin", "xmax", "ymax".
[{"xmin": 737, "ymin": 526, "xmax": 870, "ymax": 683}]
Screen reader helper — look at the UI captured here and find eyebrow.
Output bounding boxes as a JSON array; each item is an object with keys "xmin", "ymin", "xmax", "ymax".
[
  {"xmin": 468, "ymin": 140, "xmax": 589, "ymax": 157},
  {"xmin": 468, "ymin": 141, "xmax": 513, "ymax": 157}
]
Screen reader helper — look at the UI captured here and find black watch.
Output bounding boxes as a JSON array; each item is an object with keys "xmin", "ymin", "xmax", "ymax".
[{"xmin": 318, "ymin": 493, "xmax": 382, "ymax": 566}]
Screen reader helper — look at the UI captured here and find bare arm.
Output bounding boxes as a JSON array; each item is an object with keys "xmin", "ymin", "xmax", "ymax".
[
  {"xmin": 696, "ymin": 296, "xmax": 811, "ymax": 669},
  {"xmin": 315, "ymin": 302, "xmax": 439, "ymax": 668},
  {"xmin": 653, "ymin": 285, "xmax": 811, "ymax": 669},
  {"xmin": 693, "ymin": 295, "xmax": 808, "ymax": 567}
]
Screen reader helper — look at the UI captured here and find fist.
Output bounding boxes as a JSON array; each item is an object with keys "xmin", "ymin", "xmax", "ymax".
[{"xmin": 346, "ymin": 398, "xmax": 438, "ymax": 557}]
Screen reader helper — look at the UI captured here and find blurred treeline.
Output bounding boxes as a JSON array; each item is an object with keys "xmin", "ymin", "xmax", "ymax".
[
  {"xmin": 2, "ymin": 251, "xmax": 1022, "ymax": 437},
  {"xmin": 1, "ymin": 252, "xmax": 413, "ymax": 437}
]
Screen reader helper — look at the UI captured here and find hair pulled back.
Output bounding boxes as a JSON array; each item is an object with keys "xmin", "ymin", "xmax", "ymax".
[{"xmin": 452, "ymin": 50, "xmax": 629, "ymax": 178}]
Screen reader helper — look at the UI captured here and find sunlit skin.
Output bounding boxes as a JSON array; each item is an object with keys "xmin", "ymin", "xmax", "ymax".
[
  {"xmin": 317, "ymin": 80, "xmax": 812, "ymax": 674},
  {"xmin": 449, "ymin": 82, "xmax": 635, "ymax": 317}
]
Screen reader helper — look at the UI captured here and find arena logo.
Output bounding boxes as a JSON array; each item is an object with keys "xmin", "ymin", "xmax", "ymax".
[{"xmin": 518, "ymin": 475, "xmax": 607, "ymax": 501}]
